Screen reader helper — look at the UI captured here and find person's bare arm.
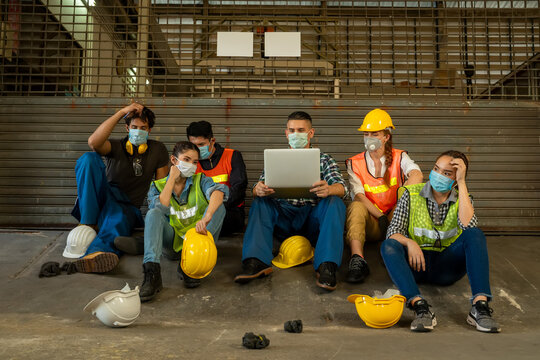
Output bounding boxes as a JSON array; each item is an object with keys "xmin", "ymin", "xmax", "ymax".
[
  {"xmin": 404, "ymin": 169, "xmax": 423, "ymax": 186},
  {"xmin": 155, "ymin": 165, "xmax": 169, "ymax": 180},
  {"xmin": 390, "ymin": 233, "xmax": 426, "ymax": 272},
  {"xmin": 159, "ymin": 165, "xmax": 180, "ymax": 207},
  {"xmin": 196, "ymin": 190, "xmax": 225, "ymax": 234},
  {"xmin": 310, "ymin": 180, "xmax": 345, "ymax": 198},
  {"xmin": 88, "ymin": 103, "xmax": 144, "ymax": 155},
  {"xmin": 452, "ymin": 158, "xmax": 475, "ymax": 226}
]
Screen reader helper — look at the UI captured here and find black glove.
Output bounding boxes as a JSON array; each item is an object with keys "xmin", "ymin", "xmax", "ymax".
[
  {"xmin": 378, "ymin": 214, "xmax": 390, "ymax": 236},
  {"xmin": 242, "ymin": 332, "xmax": 270, "ymax": 349},
  {"xmin": 39, "ymin": 262, "xmax": 61, "ymax": 278},
  {"xmin": 284, "ymin": 320, "xmax": 303, "ymax": 333}
]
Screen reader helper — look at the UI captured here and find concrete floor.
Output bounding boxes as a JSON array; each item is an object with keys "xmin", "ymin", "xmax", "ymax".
[{"xmin": 1, "ymin": 229, "xmax": 539, "ymax": 359}]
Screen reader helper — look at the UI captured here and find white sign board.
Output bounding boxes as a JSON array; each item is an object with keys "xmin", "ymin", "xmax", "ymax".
[
  {"xmin": 264, "ymin": 32, "xmax": 301, "ymax": 57},
  {"xmin": 217, "ymin": 32, "xmax": 253, "ymax": 57}
]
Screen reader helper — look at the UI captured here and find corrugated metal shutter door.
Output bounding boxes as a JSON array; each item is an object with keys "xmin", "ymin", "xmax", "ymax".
[{"xmin": 0, "ymin": 98, "xmax": 538, "ymax": 232}]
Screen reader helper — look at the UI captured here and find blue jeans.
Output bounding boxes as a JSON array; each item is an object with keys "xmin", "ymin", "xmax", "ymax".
[
  {"xmin": 72, "ymin": 152, "xmax": 143, "ymax": 256},
  {"xmin": 241, "ymin": 196, "xmax": 346, "ymax": 270},
  {"xmin": 380, "ymin": 227, "xmax": 492, "ymax": 304},
  {"xmin": 143, "ymin": 204, "xmax": 226, "ymax": 264}
]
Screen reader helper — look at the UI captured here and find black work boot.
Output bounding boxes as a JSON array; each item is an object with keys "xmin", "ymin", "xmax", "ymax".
[
  {"xmin": 177, "ymin": 261, "xmax": 201, "ymax": 289},
  {"xmin": 346, "ymin": 254, "xmax": 370, "ymax": 283},
  {"xmin": 139, "ymin": 262, "xmax": 163, "ymax": 302},
  {"xmin": 316, "ymin": 262, "xmax": 338, "ymax": 291},
  {"xmin": 234, "ymin": 258, "xmax": 273, "ymax": 284}
]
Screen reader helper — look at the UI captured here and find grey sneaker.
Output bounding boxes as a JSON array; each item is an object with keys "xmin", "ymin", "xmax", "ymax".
[
  {"xmin": 467, "ymin": 300, "xmax": 501, "ymax": 333},
  {"xmin": 410, "ymin": 299, "xmax": 437, "ymax": 332}
]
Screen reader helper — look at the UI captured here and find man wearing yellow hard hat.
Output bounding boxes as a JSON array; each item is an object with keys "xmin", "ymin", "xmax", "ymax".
[
  {"xmin": 345, "ymin": 109, "xmax": 423, "ymax": 283},
  {"xmin": 234, "ymin": 111, "xmax": 347, "ymax": 291}
]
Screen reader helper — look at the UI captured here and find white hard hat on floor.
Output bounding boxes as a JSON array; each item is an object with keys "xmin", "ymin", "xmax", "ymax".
[
  {"xmin": 63, "ymin": 225, "xmax": 97, "ymax": 258},
  {"xmin": 84, "ymin": 283, "xmax": 141, "ymax": 327}
]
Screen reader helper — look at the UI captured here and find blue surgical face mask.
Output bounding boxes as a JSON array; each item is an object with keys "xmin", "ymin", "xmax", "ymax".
[
  {"xmin": 429, "ymin": 170, "xmax": 455, "ymax": 193},
  {"xmin": 198, "ymin": 144, "xmax": 211, "ymax": 160},
  {"xmin": 288, "ymin": 132, "xmax": 309, "ymax": 149},
  {"xmin": 128, "ymin": 129, "xmax": 148, "ymax": 146}
]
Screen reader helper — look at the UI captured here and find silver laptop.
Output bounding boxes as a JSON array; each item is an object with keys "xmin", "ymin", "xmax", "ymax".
[{"xmin": 264, "ymin": 148, "xmax": 321, "ymax": 198}]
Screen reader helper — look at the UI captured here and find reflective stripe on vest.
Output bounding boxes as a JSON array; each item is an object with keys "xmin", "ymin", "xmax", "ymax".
[
  {"xmin": 413, "ymin": 227, "xmax": 459, "ymax": 245},
  {"xmin": 347, "ymin": 148, "xmax": 405, "ymax": 214},
  {"xmin": 363, "ymin": 177, "xmax": 398, "ymax": 194},
  {"xmin": 196, "ymin": 148, "xmax": 234, "ymax": 188},
  {"xmin": 196, "ymin": 148, "xmax": 244, "ymax": 207},
  {"xmin": 153, "ymin": 173, "xmax": 209, "ymax": 252},
  {"xmin": 211, "ymin": 174, "xmax": 229, "ymax": 184},
  {"xmin": 406, "ymin": 183, "xmax": 462, "ymax": 252},
  {"xmin": 170, "ymin": 205, "xmax": 199, "ymax": 220}
]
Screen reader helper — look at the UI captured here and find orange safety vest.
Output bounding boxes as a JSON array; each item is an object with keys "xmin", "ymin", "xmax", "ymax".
[
  {"xmin": 195, "ymin": 148, "xmax": 244, "ymax": 207},
  {"xmin": 347, "ymin": 148, "xmax": 405, "ymax": 214}
]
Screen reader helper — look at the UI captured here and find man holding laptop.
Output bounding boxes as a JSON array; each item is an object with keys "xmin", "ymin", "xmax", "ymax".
[{"xmin": 234, "ymin": 111, "xmax": 347, "ymax": 291}]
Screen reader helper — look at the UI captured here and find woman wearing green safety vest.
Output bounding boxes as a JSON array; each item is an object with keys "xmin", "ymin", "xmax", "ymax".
[
  {"xmin": 139, "ymin": 141, "xmax": 228, "ymax": 302},
  {"xmin": 381, "ymin": 150, "xmax": 500, "ymax": 333}
]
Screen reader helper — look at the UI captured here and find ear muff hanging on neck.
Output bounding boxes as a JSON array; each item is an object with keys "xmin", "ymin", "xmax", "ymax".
[{"xmin": 125, "ymin": 141, "xmax": 148, "ymax": 155}]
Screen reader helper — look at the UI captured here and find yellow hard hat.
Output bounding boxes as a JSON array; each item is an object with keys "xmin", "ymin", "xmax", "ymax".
[
  {"xmin": 358, "ymin": 109, "xmax": 395, "ymax": 132},
  {"xmin": 180, "ymin": 228, "xmax": 217, "ymax": 279},
  {"xmin": 347, "ymin": 294, "xmax": 406, "ymax": 329},
  {"xmin": 272, "ymin": 235, "xmax": 314, "ymax": 269}
]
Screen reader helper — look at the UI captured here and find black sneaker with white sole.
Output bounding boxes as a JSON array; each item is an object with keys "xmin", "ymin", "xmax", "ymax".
[
  {"xmin": 467, "ymin": 300, "xmax": 501, "ymax": 333},
  {"xmin": 410, "ymin": 299, "xmax": 437, "ymax": 332}
]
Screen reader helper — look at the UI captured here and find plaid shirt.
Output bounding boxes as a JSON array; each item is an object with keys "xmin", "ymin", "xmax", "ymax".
[
  {"xmin": 257, "ymin": 151, "xmax": 348, "ymax": 207},
  {"xmin": 386, "ymin": 181, "xmax": 478, "ymax": 239}
]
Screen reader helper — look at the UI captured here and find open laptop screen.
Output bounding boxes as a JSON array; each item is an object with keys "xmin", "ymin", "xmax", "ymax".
[{"xmin": 264, "ymin": 148, "xmax": 320, "ymax": 199}]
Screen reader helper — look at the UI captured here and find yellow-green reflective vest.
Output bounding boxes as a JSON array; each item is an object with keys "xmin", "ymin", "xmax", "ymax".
[
  {"xmin": 153, "ymin": 173, "xmax": 209, "ymax": 252},
  {"xmin": 405, "ymin": 183, "xmax": 462, "ymax": 252}
]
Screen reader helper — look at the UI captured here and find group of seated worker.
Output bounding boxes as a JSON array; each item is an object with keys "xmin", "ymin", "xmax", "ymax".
[{"xmin": 66, "ymin": 103, "xmax": 500, "ymax": 333}]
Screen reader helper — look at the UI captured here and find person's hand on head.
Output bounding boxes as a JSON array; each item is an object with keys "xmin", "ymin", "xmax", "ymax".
[
  {"xmin": 450, "ymin": 158, "xmax": 467, "ymax": 184},
  {"xmin": 121, "ymin": 102, "xmax": 145, "ymax": 119},
  {"xmin": 310, "ymin": 180, "xmax": 329, "ymax": 198}
]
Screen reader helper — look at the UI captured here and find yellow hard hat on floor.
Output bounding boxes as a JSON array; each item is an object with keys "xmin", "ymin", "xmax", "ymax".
[
  {"xmin": 347, "ymin": 294, "xmax": 406, "ymax": 329},
  {"xmin": 180, "ymin": 228, "xmax": 217, "ymax": 279},
  {"xmin": 272, "ymin": 235, "xmax": 314, "ymax": 269},
  {"xmin": 358, "ymin": 108, "xmax": 395, "ymax": 132}
]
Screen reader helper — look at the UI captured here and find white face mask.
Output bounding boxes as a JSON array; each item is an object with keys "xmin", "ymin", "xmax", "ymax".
[{"xmin": 175, "ymin": 160, "xmax": 197, "ymax": 178}]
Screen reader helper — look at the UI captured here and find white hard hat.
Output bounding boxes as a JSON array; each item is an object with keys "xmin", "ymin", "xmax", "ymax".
[
  {"xmin": 84, "ymin": 284, "xmax": 141, "ymax": 328},
  {"xmin": 63, "ymin": 225, "xmax": 97, "ymax": 258}
]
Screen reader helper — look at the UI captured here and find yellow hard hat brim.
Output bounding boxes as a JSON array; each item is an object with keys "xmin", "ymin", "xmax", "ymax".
[
  {"xmin": 357, "ymin": 124, "xmax": 396, "ymax": 132},
  {"xmin": 347, "ymin": 294, "xmax": 366, "ymax": 303},
  {"xmin": 271, "ymin": 251, "xmax": 314, "ymax": 269}
]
